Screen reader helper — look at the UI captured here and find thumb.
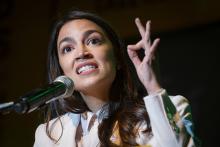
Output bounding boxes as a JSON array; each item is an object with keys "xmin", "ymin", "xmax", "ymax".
[{"xmin": 127, "ymin": 47, "xmax": 141, "ymax": 69}]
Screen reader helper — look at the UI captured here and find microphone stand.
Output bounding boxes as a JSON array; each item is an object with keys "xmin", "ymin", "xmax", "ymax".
[{"xmin": 0, "ymin": 76, "xmax": 73, "ymax": 115}]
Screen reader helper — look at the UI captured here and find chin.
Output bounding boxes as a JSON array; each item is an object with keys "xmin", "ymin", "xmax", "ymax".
[{"xmin": 76, "ymin": 78, "xmax": 111, "ymax": 92}]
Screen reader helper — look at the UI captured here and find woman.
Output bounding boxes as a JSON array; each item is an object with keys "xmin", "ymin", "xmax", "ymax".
[{"xmin": 34, "ymin": 10, "xmax": 197, "ymax": 147}]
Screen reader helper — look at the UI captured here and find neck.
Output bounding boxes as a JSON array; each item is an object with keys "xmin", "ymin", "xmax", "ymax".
[{"xmin": 80, "ymin": 91, "xmax": 109, "ymax": 113}]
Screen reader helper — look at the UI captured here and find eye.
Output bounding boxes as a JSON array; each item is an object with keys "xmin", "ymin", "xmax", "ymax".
[
  {"xmin": 62, "ymin": 46, "xmax": 74, "ymax": 54},
  {"xmin": 87, "ymin": 38, "xmax": 102, "ymax": 46}
]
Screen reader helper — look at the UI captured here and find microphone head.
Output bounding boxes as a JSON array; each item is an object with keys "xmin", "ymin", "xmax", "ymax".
[{"xmin": 54, "ymin": 76, "xmax": 74, "ymax": 98}]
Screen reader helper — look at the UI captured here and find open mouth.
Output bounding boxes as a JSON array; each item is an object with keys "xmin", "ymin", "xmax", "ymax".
[{"xmin": 76, "ymin": 62, "xmax": 98, "ymax": 75}]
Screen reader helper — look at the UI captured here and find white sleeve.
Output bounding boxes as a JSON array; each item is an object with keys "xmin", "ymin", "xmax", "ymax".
[{"xmin": 138, "ymin": 89, "xmax": 196, "ymax": 147}]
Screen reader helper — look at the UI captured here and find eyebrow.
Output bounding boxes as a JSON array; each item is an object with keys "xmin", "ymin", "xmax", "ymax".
[
  {"xmin": 83, "ymin": 30, "xmax": 104, "ymax": 39},
  {"xmin": 58, "ymin": 37, "xmax": 75, "ymax": 49},
  {"xmin": 58, "ymin": 29, "xmax": 104, "ymax": 49}
]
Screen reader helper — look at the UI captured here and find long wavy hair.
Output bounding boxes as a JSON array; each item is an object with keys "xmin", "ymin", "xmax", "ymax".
[{"xmin": 45, "ymin": 10, "xmax": 151, "ymax": 146}]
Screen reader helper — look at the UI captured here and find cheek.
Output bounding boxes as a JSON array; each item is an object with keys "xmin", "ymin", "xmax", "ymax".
[
  {"xmin": 101, "ymin": 49, "xmax": 117, "ymax": 80},
  {"xmin": 58, "ymin": 56, "xmax": 73, "ymax": 75},
  {"xmin": 100, "ymin": 48, "xmax": 116, "ymax": 68},
  {"xmin": 108, "ymin": 52, "xmax": 117, "ymax": 73}
]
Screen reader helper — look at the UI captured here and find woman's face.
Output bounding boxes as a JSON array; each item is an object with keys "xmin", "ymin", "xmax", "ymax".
[{"xmin": 57, "ymin": 19, "xmax": 116, "ymax": 96}]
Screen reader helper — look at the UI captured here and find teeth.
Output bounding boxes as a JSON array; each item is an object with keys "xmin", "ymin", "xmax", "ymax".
[{"xmin": 78, "ymin": 65, "xmax": 96, "ymax": 74}]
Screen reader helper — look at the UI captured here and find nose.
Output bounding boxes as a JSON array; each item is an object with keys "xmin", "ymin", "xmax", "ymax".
[{"xmin": 75, "ymin": 45, "xmax": 93, "ymax": 61}]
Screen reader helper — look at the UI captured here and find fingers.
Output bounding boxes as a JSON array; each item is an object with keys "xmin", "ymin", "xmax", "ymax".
[
  {"xmin": 130, "ymin": 18, "xmax": 159, "ymax": 68},
  {"xmin": 128, "ymin": 38, "xmax": 160, "ymax": 69},
  {"xmin": 127, "ymin": 40, "xmax": 142, "ymax": 51},
  {"xmin": 150, "ymin": 38, "xmax": 160, "ymax": 54},
  {"xmin": 143, "ymin": 38, "xmax": 160, "ymax": 63},
  {"xmin": 145, "ymin": 21, "xmax": 151, "ymax": 46},
  {"xmin": 145, "ymin": 38, "xmax": 160, "ymax": 57},
  {"xmin": 135, "ymin": 18, "xmax": 152, "ymax": 50},
  {"xmin": 127, "ymin": 48, "xmax": 141, "ymax": 69},
  {"xmin": 135, "ymin": 18, "xmax": 151, "ymax": 39},
  {"xmin": 135, "ymin": 18, "xmax": 145, "ymax": 38}
]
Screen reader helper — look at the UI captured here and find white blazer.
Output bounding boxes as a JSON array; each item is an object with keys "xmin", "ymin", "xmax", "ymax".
[{"xmin": 33, "ymin": 89, "xmax": 196, "ymax": 147}]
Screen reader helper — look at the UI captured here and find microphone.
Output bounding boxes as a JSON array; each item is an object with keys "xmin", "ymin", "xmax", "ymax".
[{"xmin": 13, "ymin": 75, "xmax": 74, "ymax": 114}]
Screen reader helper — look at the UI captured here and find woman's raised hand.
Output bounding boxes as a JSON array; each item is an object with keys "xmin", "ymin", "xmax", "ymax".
[{"xmin": 127, "ymin": 18, "xmax": 161, "ymax": 95}]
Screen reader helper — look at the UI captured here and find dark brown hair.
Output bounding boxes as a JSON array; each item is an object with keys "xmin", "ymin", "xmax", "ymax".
[{"xmin": 46, "ymin": 10, "xmax": 150, "ymax": 146}]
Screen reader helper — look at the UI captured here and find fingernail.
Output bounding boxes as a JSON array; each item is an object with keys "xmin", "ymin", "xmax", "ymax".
[{"xmin": 135, "ymin": 17, "xmax": 139, "ymax": 22}]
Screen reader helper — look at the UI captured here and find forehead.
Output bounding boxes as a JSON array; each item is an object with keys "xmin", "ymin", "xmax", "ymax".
[{"xmin": 59, "ymin": 19, "xmax": 106, "ymax": 36}]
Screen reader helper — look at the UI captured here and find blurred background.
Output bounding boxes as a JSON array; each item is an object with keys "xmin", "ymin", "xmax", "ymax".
[{"xmin": 0, "ymin": 0, "xmax": 219, "ymax": 146}]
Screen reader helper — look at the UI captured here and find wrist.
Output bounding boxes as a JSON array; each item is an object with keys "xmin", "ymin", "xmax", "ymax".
[
  {"xmin": 148, "ymin": 88, "xmax": 164, "ymax": 96},
  {"xmin": 144, "ymin": 82, "xmax": 162, "ymax": 95}
]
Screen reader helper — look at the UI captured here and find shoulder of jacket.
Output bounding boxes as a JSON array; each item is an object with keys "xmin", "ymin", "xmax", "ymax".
[
  {"xmin": 169, "ymin": 95, "xmax": 190, "ymax": 116},
  {"xmin": 35, "ymin": 112, "xmax": 80, "ymax": 141}
]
